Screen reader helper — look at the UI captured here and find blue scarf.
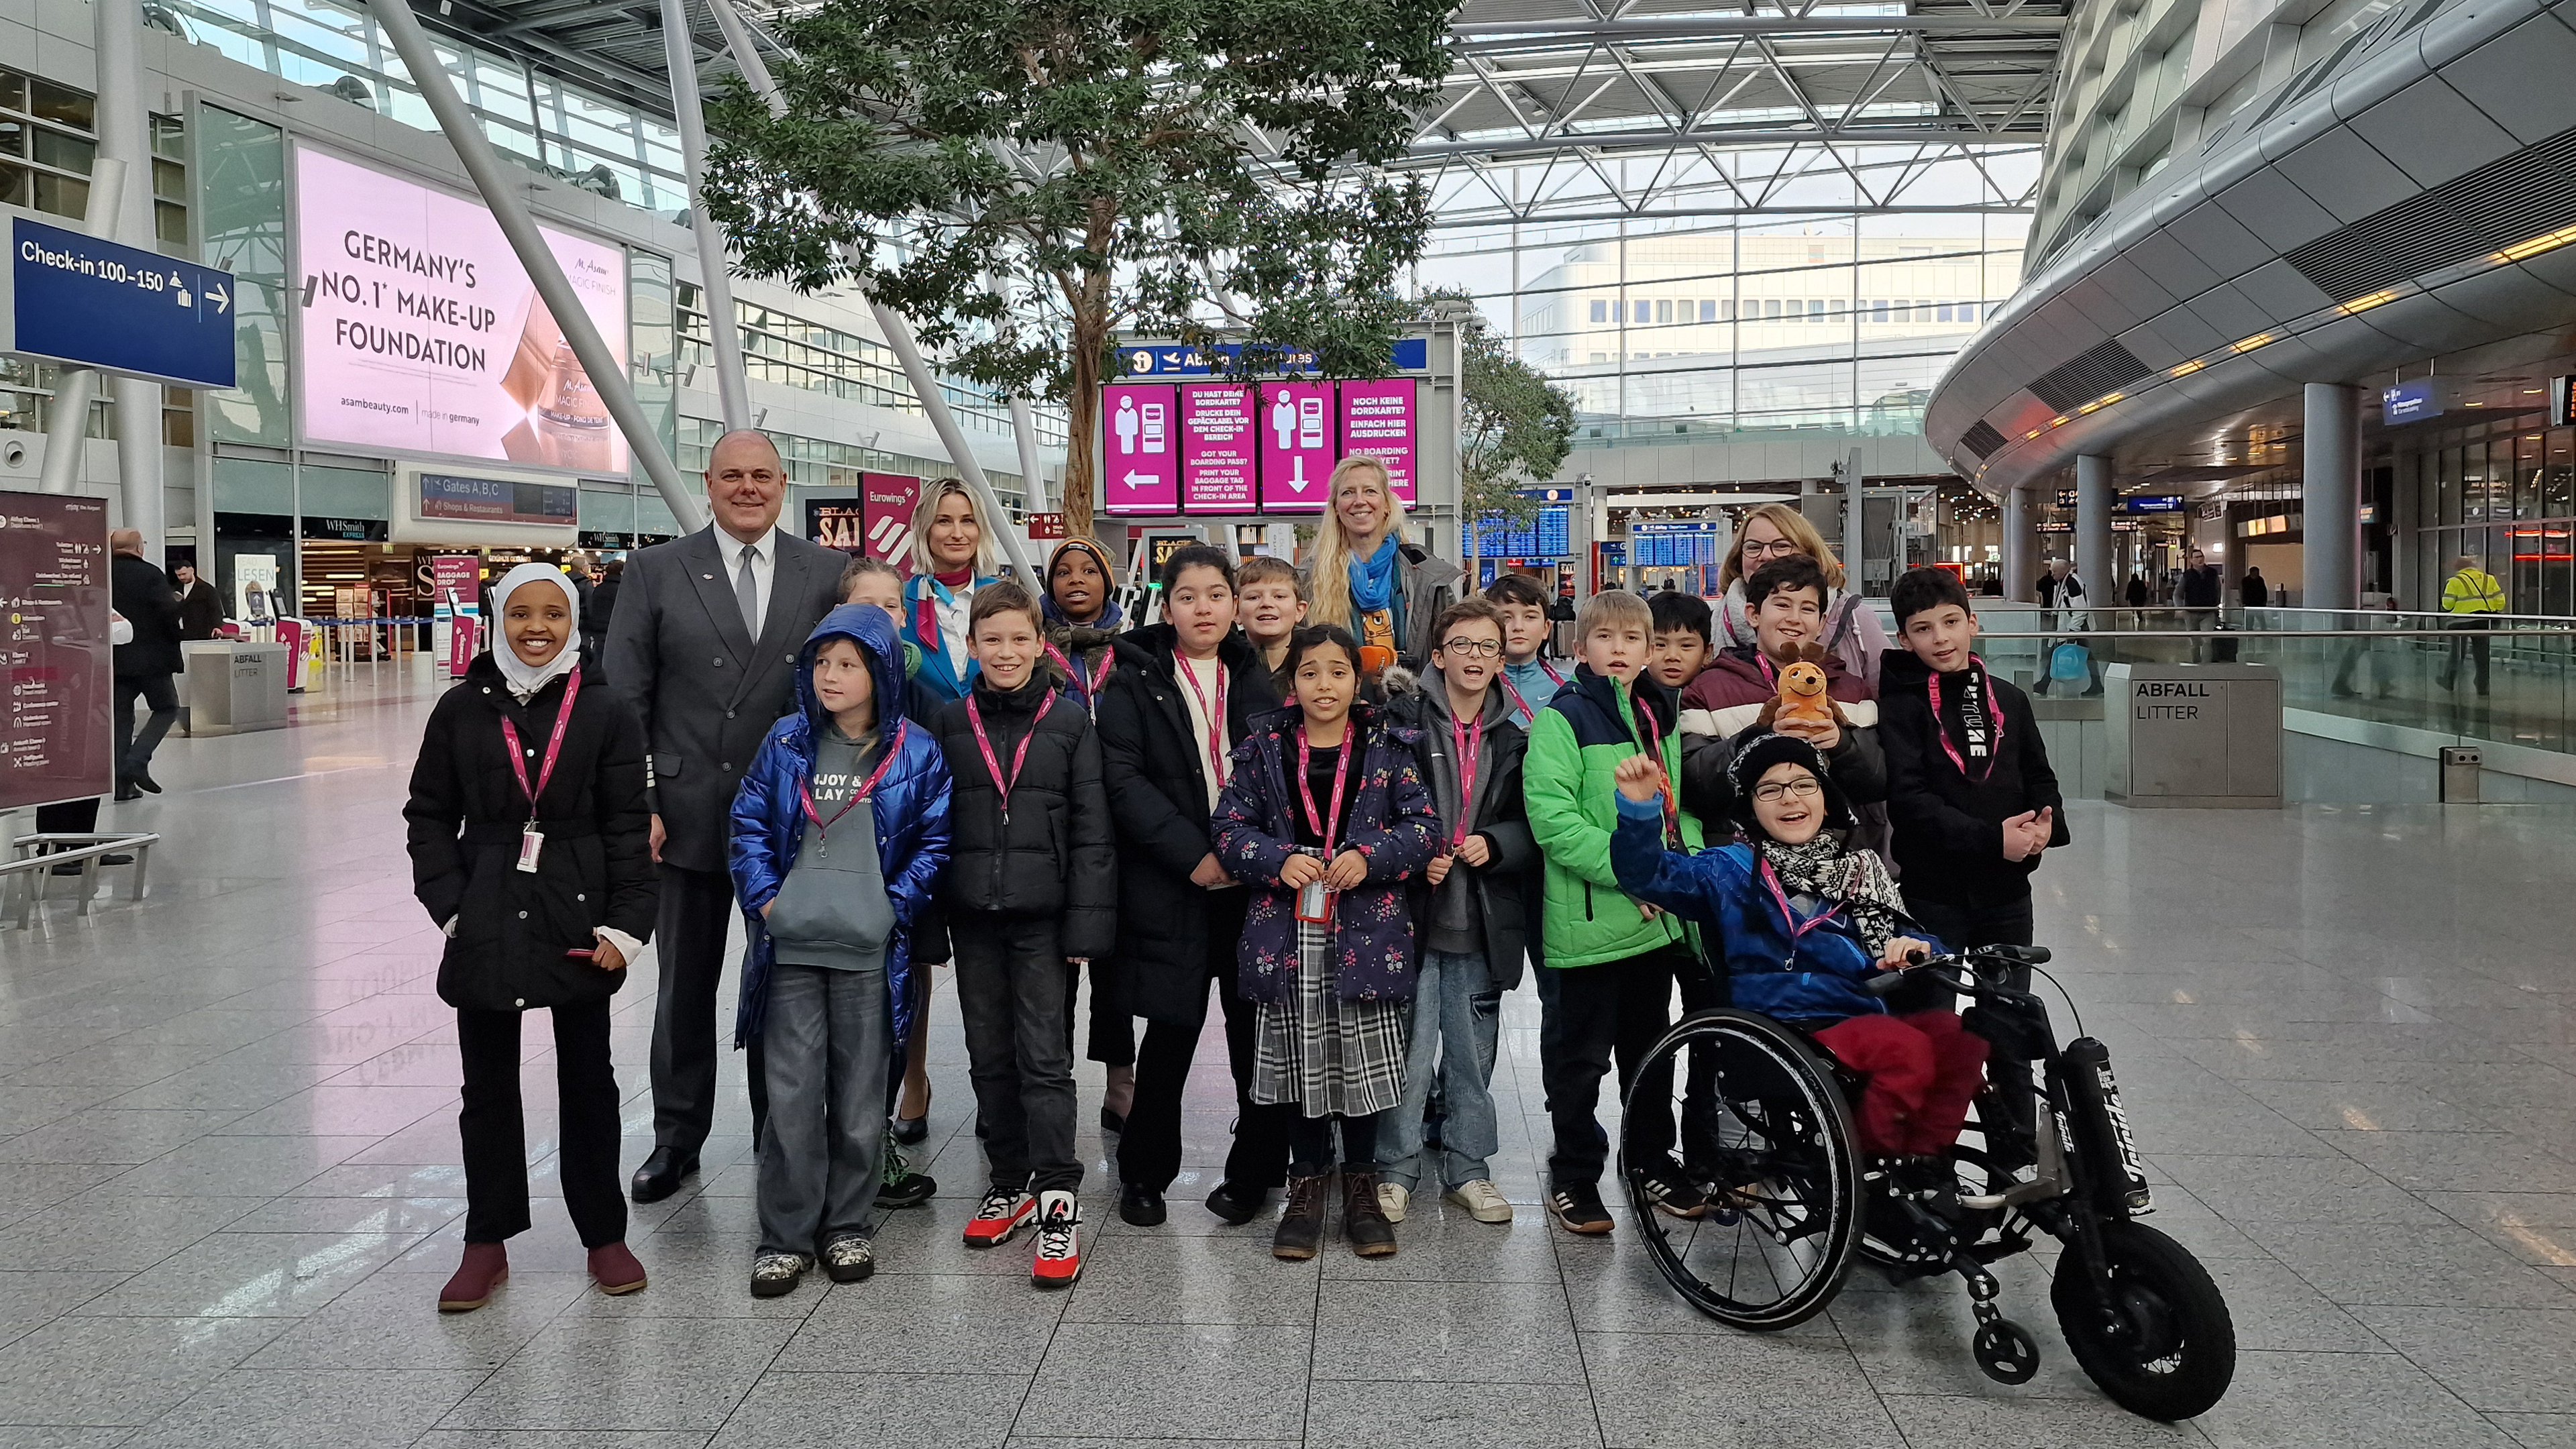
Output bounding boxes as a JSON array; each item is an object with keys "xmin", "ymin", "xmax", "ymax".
[
  {"xmin": 1041, "ymin": 590, "xmax": 1123, "ymax": 633},
  {"xmin": 1348, "ymin": 535, "xmax": 1402, "ymax": 615}
]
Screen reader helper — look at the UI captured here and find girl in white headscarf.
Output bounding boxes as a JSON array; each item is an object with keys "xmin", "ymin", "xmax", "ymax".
[{"xmin": 403, "ymin": 561, "xmax": 659, "ymax": 1313}]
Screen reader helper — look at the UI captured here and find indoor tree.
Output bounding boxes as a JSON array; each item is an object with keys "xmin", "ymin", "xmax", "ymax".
[
  {"xmin": 1428, "ymin": 289, "xmax": 1577, "ymax": 584},
  {"xmin": 701, "ymin": 0, "xmax": 1453, "ymax": 536}
]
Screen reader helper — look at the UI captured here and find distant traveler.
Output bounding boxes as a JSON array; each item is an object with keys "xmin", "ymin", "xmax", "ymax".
[
  {"xmin": 2123, "ymin": 574, "xmax": 2147, "ymax": 608},
  {"xmin": 2239, "ymin": 566, "xmax": 2269, "ymax": 608},
  {"xmin": 604, "ymin": 429, "xmax": 847, "ymax": 1204},
  {"xmin": 2177, "ymin": 548, "xmax": 2222, "ymax": 661},
  {"xmin": 175, "ymin": 562, "xmax": 223, "ymax": 641},
  {"xmin": 2438, "ymin": 554, "xmax": 2506, "ymax": 697},
  {"xmin": 584, "ymin": 558, "xmax": 622, "ymax": 666},
  {"xmin": 108, "ymin": 530, "xmax": 182, "ymax": 802}
]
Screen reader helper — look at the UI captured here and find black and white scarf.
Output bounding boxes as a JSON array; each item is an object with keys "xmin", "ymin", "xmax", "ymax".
[
  {"xmin": 1758, "ymin": 835, "xmax": 1909, "ymax": 955},
  {"xmin": 1942, "ymin": 659, "xmax": 1994, "ymax": 765}
]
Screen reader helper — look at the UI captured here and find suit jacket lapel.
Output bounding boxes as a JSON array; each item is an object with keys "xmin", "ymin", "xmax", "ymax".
[
  {"xmin": 685, "ymin": 527, "xmax": 755, "ymax": 664},
  {"xmin": 729, "ymin": 541, "xmax": 816, "ymax": 712}
]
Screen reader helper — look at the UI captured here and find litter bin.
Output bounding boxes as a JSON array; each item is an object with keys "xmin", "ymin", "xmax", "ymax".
[
  {"xmin": 2102, "ymin": 663, "xmax": 2282, "ymax": 807},
  {"xmin": 2440, "ymin": 745, "xmax": 2483, "ymax": 803},
  {"xmin": 182, "ymin": 641, "xmax": 289, "ymax": 736}
]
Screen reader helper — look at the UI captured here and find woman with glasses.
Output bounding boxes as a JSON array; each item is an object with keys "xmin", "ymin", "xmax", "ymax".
[{"xmin": 1714, "ymin": 502, "xmax": 1892, "ymax": 689}]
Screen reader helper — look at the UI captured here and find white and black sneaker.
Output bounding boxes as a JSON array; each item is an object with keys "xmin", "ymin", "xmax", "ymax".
[
  {"xmin": 1548, "ymin": 1183, "xmax": 1615, "ymax": 1234},
  {"xmin": 749, "ymin": 1251, "xmax": 811, "ymax": 1297},
  {"xmin": 1634, "ymin": 1161, "xmax": 1710, "ymax": 1220},
  {"xmin": 1030, "ymin": 1190, "xmax": 1081, "ymax": 1289}
]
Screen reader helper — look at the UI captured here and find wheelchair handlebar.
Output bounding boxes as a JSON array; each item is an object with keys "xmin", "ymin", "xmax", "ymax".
[{"xmin": 1860, "ymin": 942, "xmax": 2049, "ymax": 999}]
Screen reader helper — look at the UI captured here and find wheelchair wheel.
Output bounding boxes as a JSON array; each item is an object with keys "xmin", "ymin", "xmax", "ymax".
[
  {"xmin": 2051, "ymin": 1222, "xmax": 2237, "ymax": 1420},
  {"xmin": 1619, "ymin": 1008, "xmax": 1864, "ymax": 1331}
]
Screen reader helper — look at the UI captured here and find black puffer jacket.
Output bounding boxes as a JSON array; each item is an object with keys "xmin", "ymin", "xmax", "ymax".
[
  {"xmin": 1095, "ymin": 623, "xmax": 1281, "ymax": 1022},
  {"xmin": 1379, "ymin": 665, "xmax": 1538, "ymax": 989},
  {"xmin": 404, "ymin": 654, "xmax": 657, "ymax": 1011},
  {"xmin": 928, "ymin": 671, "xmax": 1117, "ymax": 959}
]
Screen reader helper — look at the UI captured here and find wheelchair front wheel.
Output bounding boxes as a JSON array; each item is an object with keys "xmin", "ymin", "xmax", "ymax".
[
  {"xmin": 1619, "ymin": 1008, "xmax": 1864, "ymax": 1332},
  {"xmin": 2051, "ymin": 1221, "xmax": 2236, "ymax": 1419}
]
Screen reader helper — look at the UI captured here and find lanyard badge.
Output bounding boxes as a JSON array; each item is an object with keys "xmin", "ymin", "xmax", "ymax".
[
  {"xmin": 1293, "ymin": 724, "xmax": 1354, "ymax": 924},
  {"xmin": 1046, "ymin": 643, "xmax": 1114, "ymax": 717},
  {"xmin": 965, "ymin": 692, "xmax": 1042, "ymax": 824},
  {"xmin": 798, "ymin": 721, "xmax": 906, "ymax": 859},
  {"xmin": 1448, "ymin": 714, "xmax": 1482, "ymax": 851},
  {"xmin": 500, "ymin": 668, "xmax": 583, "ymax": 872},
  {"xmin": 1176, "ymin": 656, "xmax": 1230, "ymax": 786}
]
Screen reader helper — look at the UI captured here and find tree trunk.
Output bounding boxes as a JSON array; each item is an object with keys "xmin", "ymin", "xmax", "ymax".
[{"xmin": 1064, "ymin": 340, "xmax": 1098, "ymax": 539}]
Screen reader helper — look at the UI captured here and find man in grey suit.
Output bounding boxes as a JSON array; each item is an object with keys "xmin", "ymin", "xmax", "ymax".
[{"xmin": 607, "ymin": 429, "xmax": 847, "ymax": 1202}]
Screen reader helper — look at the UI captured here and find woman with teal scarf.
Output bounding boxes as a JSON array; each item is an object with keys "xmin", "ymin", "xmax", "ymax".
[{"xmin": 1305, "ymin": 455, "xmax": 1464, "ymax": 671}]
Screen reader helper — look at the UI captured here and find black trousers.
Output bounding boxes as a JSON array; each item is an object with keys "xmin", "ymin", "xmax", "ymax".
[
  {"xmin": 1064, "ymin": 967, "xmax": 1137, "ymax": 1067},
  {"xmin": 2443, "ymin": 619, "xmax": 2493, "ymax": 695},
  {"xmin": 649, "ymin": 863, "xmax": 765, "ymax": 1154},
  {"xmin": 1116, "ymin": 899, "xmax": 1294, "ymax": 1193},
  {"xmin": 1289, "ymin": 1111, "xmax": 1381, "ymax": 1174},
  {"xmin": 459, "ymin": 999, "xmax": 625, "ymax": 1246},
  {"xmin": 1536, "ymin": 947, "xmax": 1688, "ymax": 1189},
  {"xmin": 1906, "ymin": 891, "xmax": 2038, "ymax": 1164},
  {"xmin": 113, "ymin": 672, "xmax": 179, "ymax": 780},
  {"xmin": 955, "ymin": 915, "xmax": 1081, "ymax": 1195}
]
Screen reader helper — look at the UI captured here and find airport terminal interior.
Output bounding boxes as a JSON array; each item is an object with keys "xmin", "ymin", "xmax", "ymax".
[{"xmin": 13, "ymin": 0, "xmax": 2576, "ymax": 1438}]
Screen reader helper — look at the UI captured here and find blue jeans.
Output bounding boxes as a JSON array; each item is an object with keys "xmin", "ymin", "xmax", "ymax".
[{"xmin": 1377, "ymin": 950, "xmax": 1503, "ymax": 1193}]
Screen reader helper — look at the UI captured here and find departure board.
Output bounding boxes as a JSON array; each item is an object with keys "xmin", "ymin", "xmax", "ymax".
[
  {"xmin": 1468, "ymin": 506, "xmax": 1570, "ymax": 557},
  {"xmin": 0, "ymin": 492, "xmax": 112, "ymax": 812}
]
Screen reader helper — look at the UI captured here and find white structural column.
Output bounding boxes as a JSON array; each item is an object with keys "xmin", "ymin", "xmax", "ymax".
[
  {"xmin": 34, "ymin": 156, "xmax": 119, "ymax": 496},
  {"xmin": 702, "ymin": 0, "xmax": 1038, "ymax": 578},
  {"xmin": 659, "ymin": 0, "xmax": 751, "ymax": 431},
  {"xmin": 1841, "ymin": 446, "xmax": 1865, "ymax": 594},
  {"xmin": 93, "ymin": 0, "xmax": 164, "ymax": 555},
  {"xmin": 2076, "ymin": 452, "xmax": 2112, "ymax": 604},
  {"xmin": 2003, "ymin": 482, "xmax": 2033, "ymax": 602},
  {"xmin": 2304, "ymin": 382, "xmax": 2361, "ymax": 611},
  {"xmin": 360, "ymin": 0, "xmax": 706, "ymax": 533}
]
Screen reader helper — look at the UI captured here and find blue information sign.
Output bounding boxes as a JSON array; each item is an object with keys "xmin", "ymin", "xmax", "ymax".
[
  {"xmin": 1119, "ymin": 337, "xmax": 1430, "ymax": 378},
  {"xmin": 5, "ymin": 214, "xmax": 237, "ymax": 389}
]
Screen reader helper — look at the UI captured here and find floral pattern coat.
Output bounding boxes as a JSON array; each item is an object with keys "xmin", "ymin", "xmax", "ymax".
[{"xmin": 1212, "ymin": 703, "xmax": 1442, "ymax": 1007}]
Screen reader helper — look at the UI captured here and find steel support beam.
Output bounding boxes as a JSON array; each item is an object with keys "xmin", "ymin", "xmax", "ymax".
[
  {"xmin": 362, "ymin": 0, "xmax": 706, "ymax": 533},
  {"xmin": 2076, "ymin": 452, "xmax": 2112, "ymax": 606},
  {"xmin": 1452, "ymin": 16, "xmax": 2065, "ymax": 40},
  {"xmin": 36, "ymin": 156, "xmax": 121, "ymax": 498},
  {"xmin": 94, "ymin": 0, "xmax": 164, "ymax": 557},
  {"xmin": 661, "ymin": 0, "xmax": 751, "ymax": 429},
  {"xmin": 1405, "ymin": 125, "xmax": 2021, "ymax": 159}
]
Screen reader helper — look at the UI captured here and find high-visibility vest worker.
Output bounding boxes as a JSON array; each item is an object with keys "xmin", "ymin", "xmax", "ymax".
[{"xmin": 2442, "ymin": 562, "xmax": 2506, "ymax": 616}]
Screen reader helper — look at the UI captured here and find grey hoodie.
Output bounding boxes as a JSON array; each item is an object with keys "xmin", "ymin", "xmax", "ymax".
[{"xmin": 764, "ymin": 722, "xmax": 897, "ymax": 973}]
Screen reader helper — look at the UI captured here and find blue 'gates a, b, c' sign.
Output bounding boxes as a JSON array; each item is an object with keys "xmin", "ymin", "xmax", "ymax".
[{"xmin": 3, "ymin": 212, "xmax": 237, "ymax": 390}]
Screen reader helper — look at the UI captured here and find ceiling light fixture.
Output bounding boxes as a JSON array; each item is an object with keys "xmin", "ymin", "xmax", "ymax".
[{"xmin": 2339, "ymin": 289, "xmax": 2400, "ymax": 315}]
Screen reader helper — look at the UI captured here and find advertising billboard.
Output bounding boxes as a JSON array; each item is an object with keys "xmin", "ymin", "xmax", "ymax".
[
  {"xmin": 1256, "ymin": 379, "xmax": 1334, "ymax": 513},
  {"xmin": 1337, "ymin": 378, "xmax": 1419, "ymax": 511},
  {"xmin": 1180, "ymin": 384, "xmax": 1257, "ymax": 513},
  {"xmin": 291, "ymin": 145, "xmax": 630, "ymax": 473},
  {"xmin": 0, "ymin": 492, "xmax": 111, "ymax": 812},
  {"xmin": 860, "ymin": 472, "xmax": 922, "ymax": 566},
  {"xmin": 1102, "ymin": 383, "xmax": 1179, "ymax": 515}
]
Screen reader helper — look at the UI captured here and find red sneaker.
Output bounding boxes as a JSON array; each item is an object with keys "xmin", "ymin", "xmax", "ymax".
[
  {"xmin": 963, "ymin": 1188, "xmax": 1036, "ymax": 1247},
  {"xmin": 1030, "ymin": 1191, "xmax": 1081, "ymax": 1289},
  {"xmin": 587, "ymin": 1241, "xmax": 647, "ymax": 1295},
  {"xmin": 438, "ymin": 1242, "xmax": 508, "ymax": 1312}
]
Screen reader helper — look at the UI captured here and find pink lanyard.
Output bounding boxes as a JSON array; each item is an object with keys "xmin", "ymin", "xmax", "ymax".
[
  {"xmin": 1295, "ymin": 724, "xmax": 1355, "ymax": 854},
  {"xmin": 1759, "ymin": 857, "xmax": 1843, "ymax": 942},
  {"xmin": 1046, "ymin": 643, "xmax": 1114, "ymax": 715},
  {"xmin": 1632, "ymin": 692, "xmax": 1682, "ymax": 847},
  {"xmin": 1177, "ymin": 655, "xmax": 1229, "ymax": 786},
  {"xmin": 1499, "ymin": 677, "xmax": 1533, "ymax": 725},
  {"xmin": 1541, "ymin": 661, "xmax": 1566, "ymax": 686},
  {"xmin": 499, "ymin": 667, "xmax": 582, "ymax": 820},
  {"xmin": 965, "ymin": 693, "xmax": 1041, "ymax": 824},
  {"xmin": 798, "ymin": 720, "xmax": 906, "ymax": 846},
  {"xmin": 1448, "ymin": 714, "xmax": 1482, "ymax": 851},
  {"xmin": 1925, "ymin": 658, "xmax": 2002, "ymax": 782}
]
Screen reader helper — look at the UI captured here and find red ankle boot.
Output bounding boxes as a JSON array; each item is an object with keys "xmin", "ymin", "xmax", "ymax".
[
  {"xmin": 438, "ymin": 1242, "xmax": 508, "ymax": 1312},
  {"xmin": 588, "ymin": 1241, "xmax": 647, "ymax": 1296}
]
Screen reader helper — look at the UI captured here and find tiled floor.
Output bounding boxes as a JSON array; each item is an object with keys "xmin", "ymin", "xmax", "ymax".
[{"xmin": 5, "ymin": 659, "xmax": 2575, "ymax": 1446}]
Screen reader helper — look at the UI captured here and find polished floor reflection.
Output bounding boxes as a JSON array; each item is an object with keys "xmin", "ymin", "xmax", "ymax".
[{"xmin": 3, "ymin": 662, "xmax": 2574, "ymax": 1447}]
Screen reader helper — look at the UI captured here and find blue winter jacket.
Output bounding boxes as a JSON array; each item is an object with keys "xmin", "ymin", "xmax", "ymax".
[
  {"xmin": 729, "ymin": 605, "xmax": 953, "ymax": 1046},
  {"xmin": 1607, "ymin": 793, "xmax": 1945, "ymax": 1022}
]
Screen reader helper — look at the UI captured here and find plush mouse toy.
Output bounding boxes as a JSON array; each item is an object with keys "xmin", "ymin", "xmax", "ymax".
[{"xmin": 1757, "ymin": 643, "xmax": 1847, "ymax": 731}]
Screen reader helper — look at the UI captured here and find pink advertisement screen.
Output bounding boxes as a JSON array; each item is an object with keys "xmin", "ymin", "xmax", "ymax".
[
  {"xmin": 1101, "ymin": 383, "xmax": 1179, "ymax": 515},
  {"xmin": 1338, "ymin": 378, "xmax": 1419, "ymax": 511},
  {"xmin": 1256, "ymin": 379, "xmax": 1335, "ymax": 513},
  {"xmin": 1181, "ymin": 384, "xmax": 1257, "ymax": 513},
  {"xmin": 292, "ymin": 145, "xmax": 630, "ymax": 474}
]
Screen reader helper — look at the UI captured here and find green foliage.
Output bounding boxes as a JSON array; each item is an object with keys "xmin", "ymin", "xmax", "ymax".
[
  {"xmin": 1424, "ymin": 289, "xmax": 1576, "ymax": 557},
  {"xmin": 700, "ymin": 0, "xmax": 1454, "ymax": 534}
]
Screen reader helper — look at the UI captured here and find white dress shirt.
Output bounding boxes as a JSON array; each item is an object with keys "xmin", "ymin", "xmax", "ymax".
[{"xmin": 714, "ymin": 523, "xmax": 786, "ymax": 639}]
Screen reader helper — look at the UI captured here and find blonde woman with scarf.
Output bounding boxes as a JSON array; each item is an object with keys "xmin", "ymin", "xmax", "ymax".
[{"xmin": 900, "ymin": 478, "xmax": 1003, "ymax": 720}]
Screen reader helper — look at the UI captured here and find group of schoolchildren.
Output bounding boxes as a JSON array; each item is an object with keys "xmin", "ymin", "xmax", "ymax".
[{"xmin": 409, "ymin": 492, "xmax": 2067, "ymax": 1309}]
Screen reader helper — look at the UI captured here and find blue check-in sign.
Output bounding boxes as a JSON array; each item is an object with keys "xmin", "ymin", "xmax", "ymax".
[{"xmin": 3, "ymin": 211, "xmax": 237, "ymax": 390}]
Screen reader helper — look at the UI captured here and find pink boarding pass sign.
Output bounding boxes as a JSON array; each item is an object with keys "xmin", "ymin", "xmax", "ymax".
[
  {"xmin": 1256, "ymin": 378, "xmax": 1335, "ymax": 513},
  {"xmin": 1337, "ymin": 378, "xmax": 1418, "ymax": 511}
]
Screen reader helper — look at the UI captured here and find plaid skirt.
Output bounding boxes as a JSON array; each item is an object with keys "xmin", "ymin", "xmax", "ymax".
[{"xmin": 1250, "ymin": 919, "xmax": 1409, "ymax": 1118}]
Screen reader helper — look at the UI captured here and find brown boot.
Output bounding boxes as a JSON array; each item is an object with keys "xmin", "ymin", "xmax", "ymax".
[
  {"xmin": 1342, "ymin": 1170, "xmax": 1398, "ymax": 1258},
  {"xmin": 438, "ymin": 1242, "xmax": 508, "ymax": 1312},
  {"xmin": 1273, "ymin": 1173, "xmax": 1330, "ymax": 1260},
  {"xmin": 587, "ymin": 1241, "xmax": 647, "ymax": 1295}
]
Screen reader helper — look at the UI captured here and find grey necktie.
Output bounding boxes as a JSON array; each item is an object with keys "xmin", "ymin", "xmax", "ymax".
[{"xmin": 734, "ymin": 543, "xmax": 759, "ymax": 639}]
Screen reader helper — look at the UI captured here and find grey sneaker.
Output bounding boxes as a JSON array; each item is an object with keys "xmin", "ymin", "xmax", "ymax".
[
  {"xmin": 749, "ymin": 1251, "xmax": 811, "ymax": 1297},
  {"xmin": 820, "ymin": 1235, "xmax": 875, "ymax": 1283}
]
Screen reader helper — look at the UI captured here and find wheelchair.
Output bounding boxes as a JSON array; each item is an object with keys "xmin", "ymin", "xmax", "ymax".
[{"xmin": 1616, "ymin": 943, "xmax": 2236, "ymax": 1421}]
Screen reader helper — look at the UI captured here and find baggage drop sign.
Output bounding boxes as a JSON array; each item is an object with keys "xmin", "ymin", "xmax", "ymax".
[{"xmin": 1101, "ymin": 383, "xmax": 1179, "ymax": 515}]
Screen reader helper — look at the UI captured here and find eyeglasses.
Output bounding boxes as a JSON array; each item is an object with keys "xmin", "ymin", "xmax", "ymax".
[
  {"xmin": 1742, "ymin": 538, "xmax": 1802, "ymax": 559},
  {"xmin": 1440, "ymin": 637, "xmax": 1502, "ymax": 658},
  {"xmin": 1751, "ymin": 778, "xmax": 1823, "ymax": 804}
]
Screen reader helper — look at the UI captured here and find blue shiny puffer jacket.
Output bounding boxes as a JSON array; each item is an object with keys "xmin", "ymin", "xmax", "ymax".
[
  {"xmin": 730, "ymin": 604, "xmax": 953, "ymax": 1046},
  {"xmin": 1608, "ymin": 794, "xmax": 1945, "ymax": 1022}
]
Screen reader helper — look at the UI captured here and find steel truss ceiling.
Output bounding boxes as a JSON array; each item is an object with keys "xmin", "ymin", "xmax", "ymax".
[{"xmin": 419, "ymin": 0, "xmax": 2061, "ymax": 227}]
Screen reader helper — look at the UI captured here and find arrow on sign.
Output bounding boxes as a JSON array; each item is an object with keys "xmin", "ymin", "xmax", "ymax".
[
  {"xmin": 209, "ymin": 282, "xmax": 229, "ymax": 315},
  {"xmin": 1124, "ymin": 470, "xmax": 1158, "ymax": 489}
]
